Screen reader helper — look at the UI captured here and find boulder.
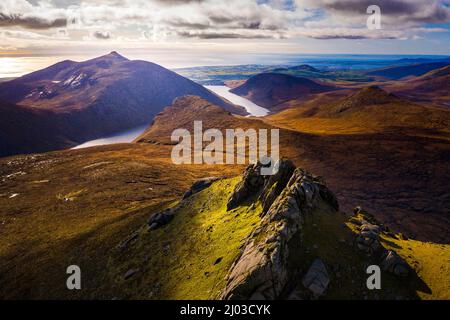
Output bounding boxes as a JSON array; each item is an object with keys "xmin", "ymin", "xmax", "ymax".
[
  {"xmin": 302, "ymin": 259, "xmax": 330, "ymax": 297},
  {"xmin": 124, "ymin": 268, "xmax": 139, "ymax": 280},
  {"xmin": 361, "ymin": 223, "xmax": 380, "ymax": 233},
  {"xmin": 148, "ymin": 208, "xmax": 174, "ymax": 230},
  {"xmin": 381, "ymin": 250, "xmax": 410, "ymax": 277}
]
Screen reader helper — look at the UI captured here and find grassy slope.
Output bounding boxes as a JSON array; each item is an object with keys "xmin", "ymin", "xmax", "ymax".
[
  {"xmin": 99, "ymin": 177, "xmax": 261, "ymax": 299},
  {"xmin": 0, "ymin": 143, "xmax": 243, "ymax": 299},
  {"xmin": 345, "ymin": 213, "xmax": 450, "ymax": 300},
  {"xmin": 288, "ymin": 202, "xmax": 449, "ymax": 300},
  {"xmin": 98, "ymin": 174, "xmax": 448, "ymax": 300},
  {"xmin": 381, "ymin": 236, "xmax": 450, "ymax": 300}
]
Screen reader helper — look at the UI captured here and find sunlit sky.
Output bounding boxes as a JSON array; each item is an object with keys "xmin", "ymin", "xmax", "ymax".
[{"xmin": 1, "ymin": 0, "xmax": 450, "ymax": 77}]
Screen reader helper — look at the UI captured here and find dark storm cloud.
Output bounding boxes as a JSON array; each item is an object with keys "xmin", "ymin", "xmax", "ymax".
[
  {"xmin": 317, "ymin": 0, "xmax": 450, "ymax": 23},
  {"xmin": 167, "ymin": 19, "xmax": 211, "ymax": 30},
  {"xmin": 176, "ymin": 30, "xmax": 283, "ymax": 39},
  {"xmin": 92, "ymin": 30, "xmax": 111, "ymax": 39},
  {"xmin": 0, "ymin": 13, "xmax": 67, "ymax": 29},
  {"xmin": 310, "ymin": 33, "xmax": 398, "ymax": 40}
]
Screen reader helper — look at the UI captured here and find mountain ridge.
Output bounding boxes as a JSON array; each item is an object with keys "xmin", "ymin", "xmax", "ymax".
[
  {"xmin": 0, "ymin": 52, "xmax": 246, "ymax": 156},
  {"xmin": 230, "ymin": 72, "xmax": 335, "ymax": 109},
  {"xmin": 366, "ymin": 61, "xmax": 450, "ymax": 80}
]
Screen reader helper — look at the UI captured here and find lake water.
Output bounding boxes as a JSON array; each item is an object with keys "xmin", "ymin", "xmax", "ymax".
[
  {"xmin": 205, "ymin": 85, "xmax": 269, "ymax": 117},
  {"xmin": 72, "ymin": 85, "xmax": 268, "ymax": 149},
  {"xmin": 72, "ymin": 125, "xmax": 148, "ymax": 149}
]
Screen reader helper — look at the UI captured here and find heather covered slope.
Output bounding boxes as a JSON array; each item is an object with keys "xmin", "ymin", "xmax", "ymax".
[
  {"xmin": 136, "ymin": 95, "xmax": 277, "ymax": 145},
  {"xmin": 384, "ymin": 65, "xmax": 450, "ymax": 107},
  {"xmin": 0, "ymin": 100, "xmax": 74, "ymax": 157},
  {"xmin": 230, "ymin": 73, "xmax": 335, "ymax": 110},
  {"xmin": 266, "ymin": 86, "xmax": 450, "ymax": 135},
  {"xmin": 0, "ymin": 143, "xmax": 243, "ymax": 299},
  {"xmin": 0, "ymin": 52, "xmax": 244, "ymax": 156},
  {"xmin": 263, "ymin": 87, "xmax": 450, "ymax": 243}
]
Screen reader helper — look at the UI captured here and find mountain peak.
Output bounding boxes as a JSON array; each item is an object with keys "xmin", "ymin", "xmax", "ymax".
[
  {"xmin": 354, "ymin": 85, "xmax": 395, "ymax": 100},
  {"xmin": 100, "ymin": 51, "xmax": 129, "ymax": 61},
  {"xmin": 290, "ymin": 64, "xmax": 320, "ymax": 72},
  {"xmin": 230, "ymin": 72, "xmax": 334, "ymax": 109},
  {"xmin": 328, "ymin": 86, "xmax": 401, "ymax": 114}
]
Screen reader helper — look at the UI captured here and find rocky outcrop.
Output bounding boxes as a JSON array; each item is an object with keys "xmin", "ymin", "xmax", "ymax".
[
  {"xmin": 258, "ymin": 159, "xmax": 296, "ymax": 214},
  {"xmin": 148, "ymin": 177, "xmax": 221, "ymax": 230},
  {"xmin": 351, "ymin": 207, "xmax": 410, "ymax": 277},
  {"xmin": 227, "ymin": 159, "xmax": 297, "ymax": 212},
  {"xmin": 381, "ymin": 250, "xmax": 410, "ymax": 277},
  {"xmin": 183, "ymin": 177, "xmax": 220, "ymax": 199},
  {"xmin": 302, "ymin": 259, "xmax": 330, "ymax": 297},
  {"xmin": 220, "ymin": 167, "xmax": 338, "ymax": 300},
  {"xmin": 227, "ymin": 162, "xmax": 266, "ymax": 211},
  {"xmin": 148, "ymin": 208, "xmax": 174, "ymax": 230}
]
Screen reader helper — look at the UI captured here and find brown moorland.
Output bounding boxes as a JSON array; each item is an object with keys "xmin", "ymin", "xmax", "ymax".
[
  {"xmin": 230, "ymin": 72, "xmax": 336, "ymax": 111},
  {"xmin": 383, "ymin": 65, "xmax": 450, "ymax": 108},
  {"xmin": 0, "ymin": 142, "xmax": 243, "ymax": 299}
]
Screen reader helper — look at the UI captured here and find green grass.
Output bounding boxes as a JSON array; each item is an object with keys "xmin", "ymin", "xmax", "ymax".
[
  {"xmin": 287, "ymin": 205, "xmax": 430, "ymax": 300},
  {"xmin": 0, "ymin": 144, "xmax": 242, "ymax": 299},
  {"xmin": 380, "ymin": 235, "xmax": 450, "ymax": 300},
  {"xmin": 103, "ymin": 177, "xmax": 262, "ymax": 299}
]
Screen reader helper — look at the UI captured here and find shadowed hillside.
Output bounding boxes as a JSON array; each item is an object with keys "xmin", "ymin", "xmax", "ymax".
[
  {"xmin": 384, "ymin": 65, "xmax": 450, "ymax": 107},
  {"xmin": 366, "ymin": 61, "xmax": 449, "ymax": 80},
  {"xmin": 230, "ymin": 73, "xmax": 335, "ymax": 110},
  {"xmin": 0, "ymin": 52, "xmax": 245, "ymax": 157}
]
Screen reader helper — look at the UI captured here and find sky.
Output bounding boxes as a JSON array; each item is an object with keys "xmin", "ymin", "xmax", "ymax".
[{"xmin": 0, "ymin": 0, "xmax": 450, "ymax": 75}]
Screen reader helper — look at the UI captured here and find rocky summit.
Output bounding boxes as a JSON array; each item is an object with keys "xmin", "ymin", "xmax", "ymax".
[{"xmin": 221, "ymin": 160, "xmax": 338, "ymax": 299}]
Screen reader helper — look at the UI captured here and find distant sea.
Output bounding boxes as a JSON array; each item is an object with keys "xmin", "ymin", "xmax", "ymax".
[{"xmin": 278, "ymin": 54, "xmax": 450, "ymax": 70}]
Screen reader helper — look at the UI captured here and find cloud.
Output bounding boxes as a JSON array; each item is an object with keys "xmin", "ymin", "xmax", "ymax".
[
  {"xmin": 152, "ymin": 0, "xmax": 206, "ymax": 4},
  {"xmin": 91, "ymin": 30, "xmax": 111, "ymax": 39},
  {"xmin": 295, "ymin": 28, "xmax": 407, "ymax": 40},
  {"xmin": 0, "ymin": 0, "xmax": 448, "ymax": 44},
  {"xmin": 175, "ymin": 30, "xmax": 286, "ymax": 39},
  {"xmin": 0, "ymin": 13, "xmax": 67, "ymax": 29},
  {"xmin": 0, "ymin": 29, "xmax": 51, "ymax": 39},
  {"xmin": 296, "ymin": 0, "xmax": 450, "ymax": 24}
]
